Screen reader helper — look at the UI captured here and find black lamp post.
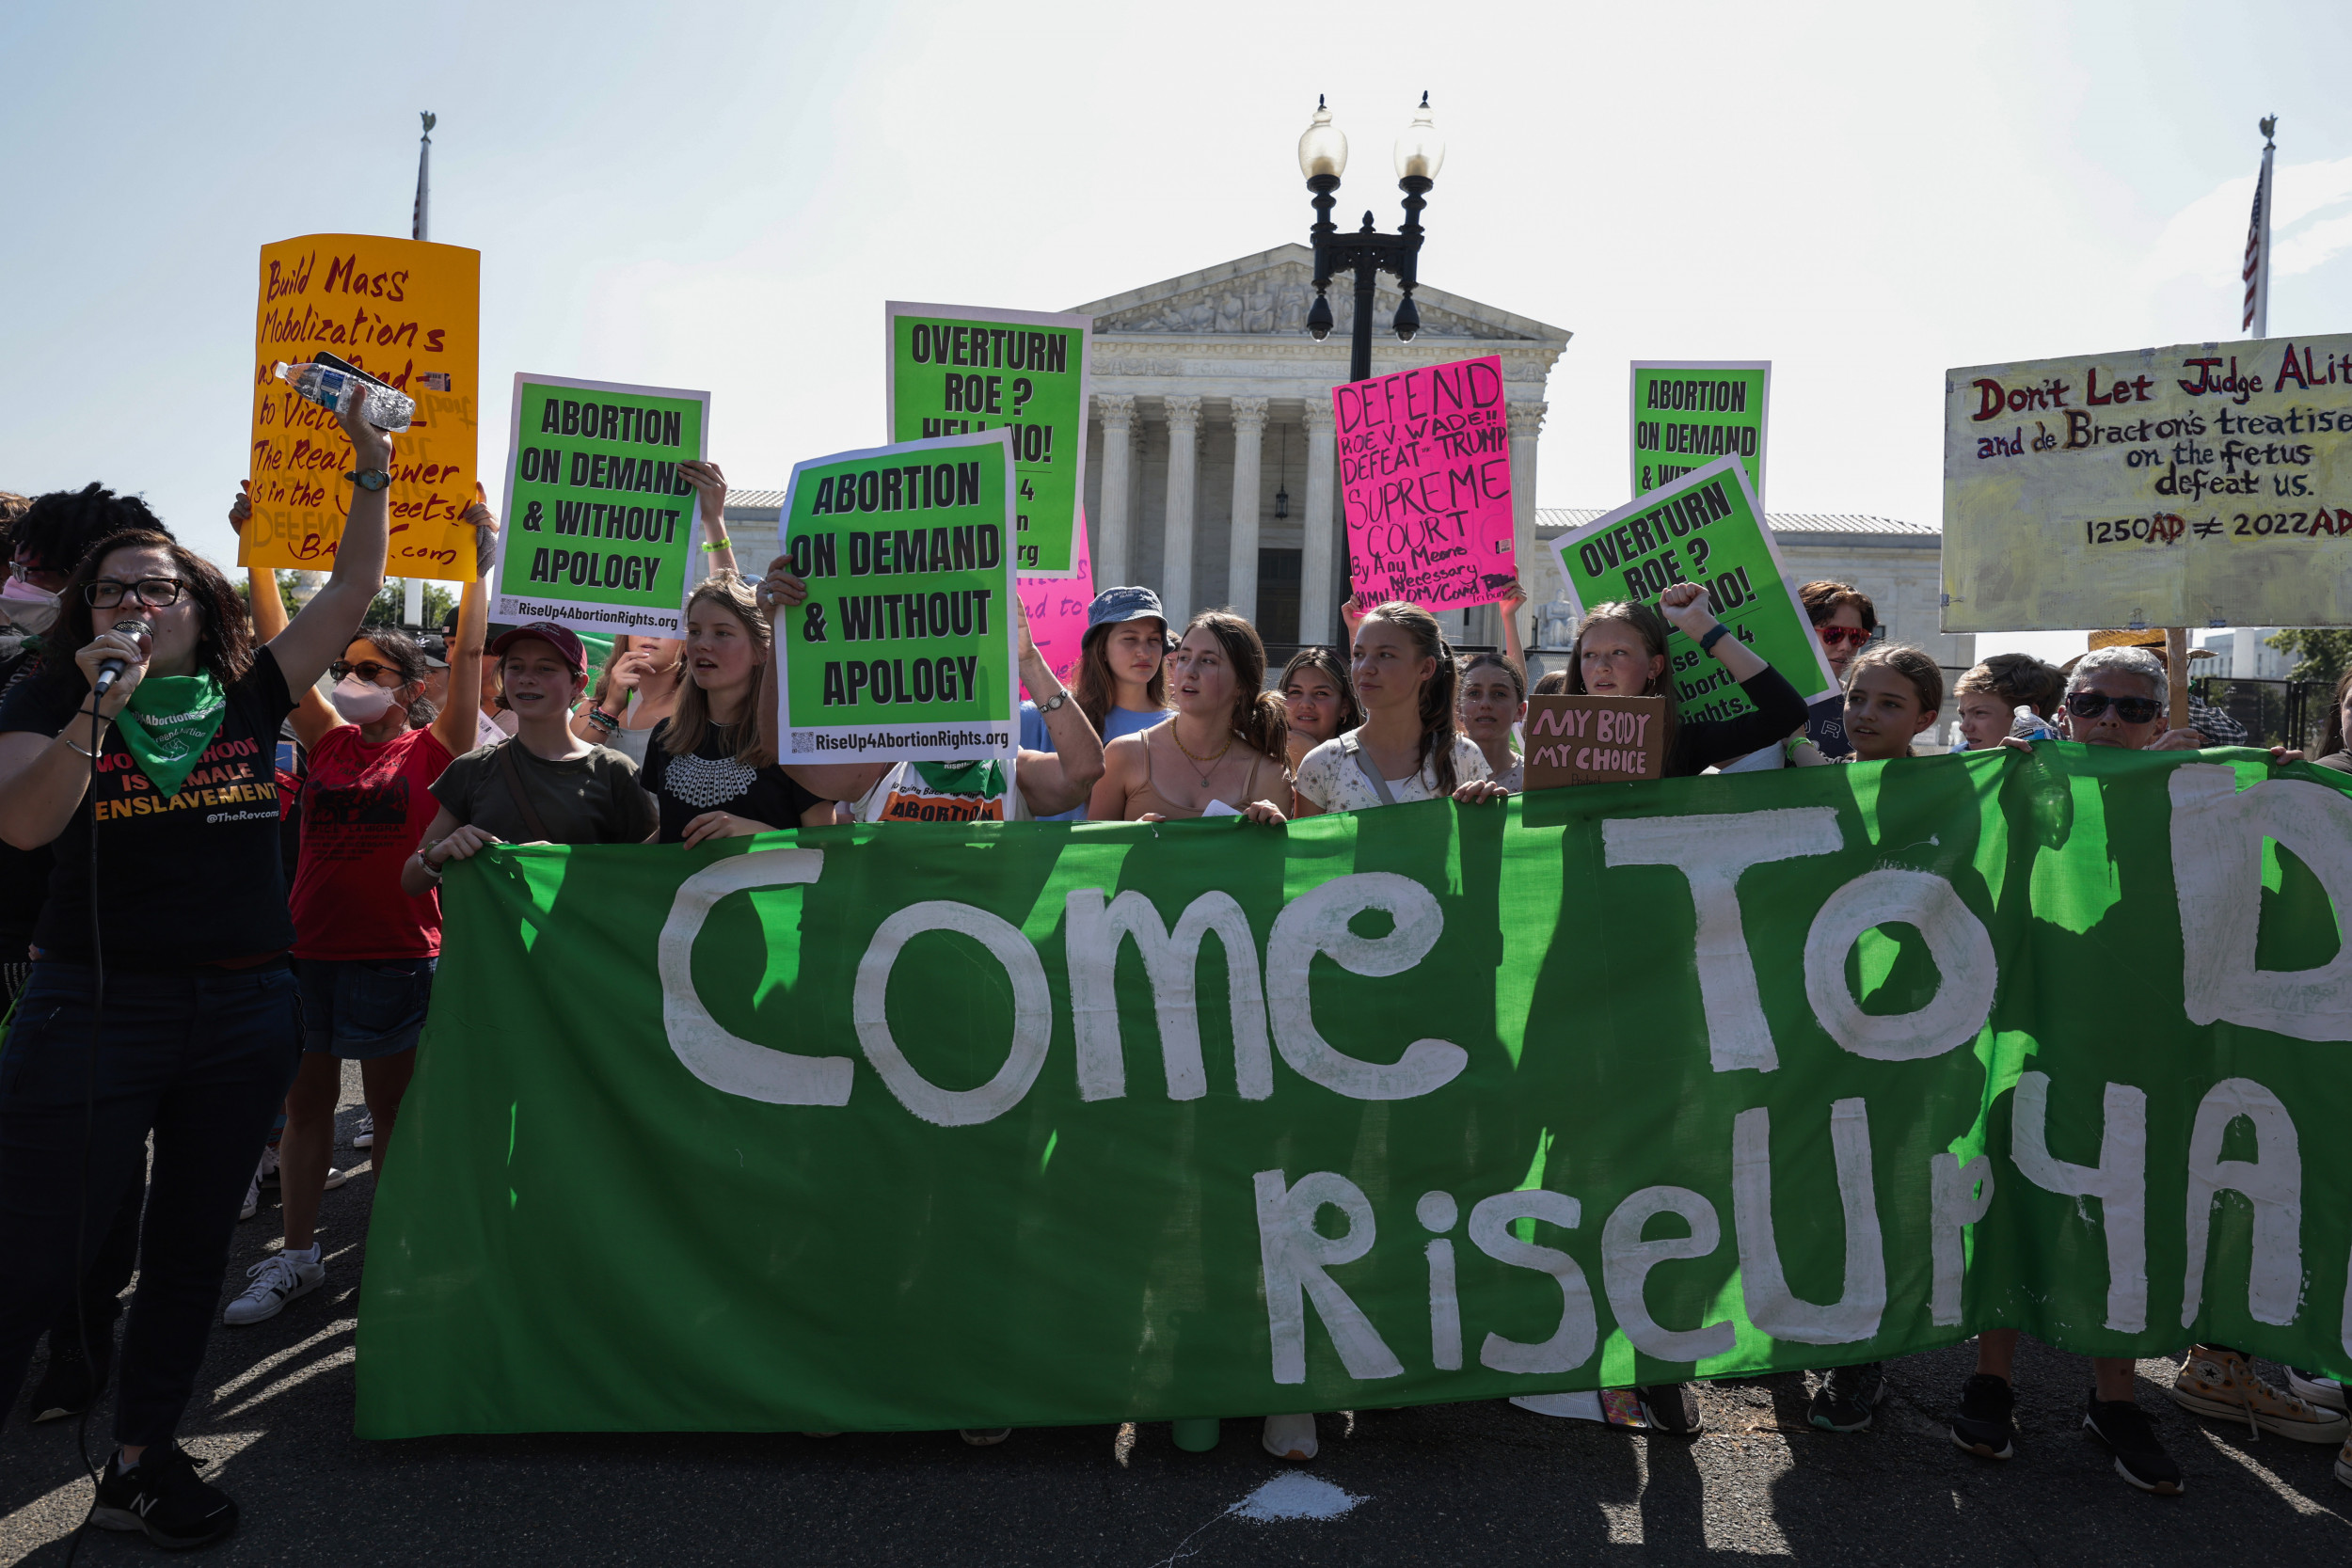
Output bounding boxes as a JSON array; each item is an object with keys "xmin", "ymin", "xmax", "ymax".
[{"xmin": 1299, "ymin": 93, "xmax": 1447, "ymax": 384}]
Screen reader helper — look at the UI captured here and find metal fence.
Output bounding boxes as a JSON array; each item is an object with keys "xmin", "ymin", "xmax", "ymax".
[{"xmin": 2190, "ymin": 676, "xmax": 2327, "ymax": 752}]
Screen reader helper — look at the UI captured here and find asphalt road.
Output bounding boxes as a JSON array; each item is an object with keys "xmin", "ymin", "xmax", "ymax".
[{"xmin": 7, "ymin": 1066, "xmax": 2349, "ymax": 1566}]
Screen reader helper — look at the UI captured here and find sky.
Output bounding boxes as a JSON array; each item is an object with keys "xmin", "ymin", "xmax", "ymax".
[{"xmin": 4, "ymin": 0, "xmax": 2348, "ymax": 663}]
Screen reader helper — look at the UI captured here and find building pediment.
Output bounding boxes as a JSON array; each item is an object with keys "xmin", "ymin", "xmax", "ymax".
[{"xmin": 1072, "ymin": 244, "xmax": 1568, "ymax": 347}]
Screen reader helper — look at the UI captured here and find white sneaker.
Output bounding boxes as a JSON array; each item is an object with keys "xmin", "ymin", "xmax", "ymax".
[
  {"xmin": 239, "ymin": 1170, "xmax": 261, "ymax": 1222},
  {"xmin": 2290, "ymin": 1369, "xmax": 2348, "ymax": 1414},
  {"xmin": 223, "ymin": 1250, "xmax": 324, "ymax": 1325},
  {"xmin": 323, "ymin": 1165, "xmax": 348, "ymax": 1191},
  {"xmin": 352, "ymin": 1112, "xmax": 374, "ymax": 1150},
  {"xmin": 1262, "ymin": 1412, "xmax": 1318, "ymax": 1461}
]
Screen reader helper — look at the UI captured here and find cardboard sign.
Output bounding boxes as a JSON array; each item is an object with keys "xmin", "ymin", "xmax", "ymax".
[
  {"xmin": 1521, "ymin": 694, "xmax": 1669, "ymax": 788},
  {"xmin": 246, "ymin": 234, "xmax": 480, "ymax": 580},
  {"xmin": 1630, "ymin": 361, "xmax": 1769, "ymax": 503},
  {"xmin": 1942, "ymin": 334, "xmax": 2352, "ymax": 632},
  {"xmin": 1019, "ymin": 508, "xmax": 1092, "ymax": 700},
  {"xmin": 1548, "ymin": 456, "xmax": 1837, "ymax": 722},
  {"xmin": 1334, "ymin": 354, "xmax": 1515, "ymax": 611},
  {"xmin": 773, "ymin": 430, "xmax": 1018, "ymax": 764},
  {"xmin": 886, "ymin": 302, "xmax": 1091, "ymax": 578},
  {"xmin": 493, "ymin": 375, "xmax": 709, "ymax": 637}
]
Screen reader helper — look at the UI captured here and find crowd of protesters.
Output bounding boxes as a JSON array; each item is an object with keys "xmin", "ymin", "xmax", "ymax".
[{"xmin": 1, "ymin": 429, "xmax": 2347, "ymax": 1546}]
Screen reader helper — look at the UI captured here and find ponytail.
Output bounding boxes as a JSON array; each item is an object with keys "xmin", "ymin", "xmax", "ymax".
[{"xmin": 1360, "ymin": 600, "xmax": 1461, "ymax": 794}]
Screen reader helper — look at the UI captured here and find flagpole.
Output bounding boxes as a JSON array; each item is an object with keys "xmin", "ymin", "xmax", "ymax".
[
  {"xmin": 2244, "ymin": 115, "xmax": 2276, "ymax": 339},
  {"xmin": 402, "ymin": 111, "xmax": 437, "ymax": 629}
]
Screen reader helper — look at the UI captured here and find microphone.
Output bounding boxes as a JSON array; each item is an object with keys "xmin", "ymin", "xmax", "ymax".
[{"xmin": 93, "ymin": 614, "xmax": 153, "ymax": 698}]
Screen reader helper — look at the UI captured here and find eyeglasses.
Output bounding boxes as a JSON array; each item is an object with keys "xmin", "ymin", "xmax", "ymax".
[
  {"xmin": 1816, "ymin": 625, "xmax": 1872, "ymax": 649},
  {"xmin": 83, "ymin": 578, "xmax": 185, "ymax": 609},
  {"xmin": 2064, "ymin": 690, "xmax": 2163, "ymax": 724},
  {"xmin": 330, "ymin": 660, "xmax": 400, "ymax": 685}
]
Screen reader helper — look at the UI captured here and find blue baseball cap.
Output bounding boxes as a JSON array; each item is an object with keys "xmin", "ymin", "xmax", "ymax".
[{"xmin": 1086, "ymin": 586, "xmax": 1166, "ymax": 634}]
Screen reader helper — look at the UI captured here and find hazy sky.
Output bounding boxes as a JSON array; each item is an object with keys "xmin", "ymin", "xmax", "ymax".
[{"xmin": 5, "ymin": 0, "xmax": 2347, "ymax": 657}]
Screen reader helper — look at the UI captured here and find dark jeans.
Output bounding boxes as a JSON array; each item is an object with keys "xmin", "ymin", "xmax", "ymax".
[{"xmin": 0, "ymin": 960, "xmax": 300, "ymax": 1446}]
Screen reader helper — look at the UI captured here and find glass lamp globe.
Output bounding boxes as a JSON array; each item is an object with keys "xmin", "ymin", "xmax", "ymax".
[
  {"xmin": 1393, "ymin": 92, "xmax": 1445, "ymax": 181},
  {"xmin": 1297, "ymin": 98, "xmax": 1349, "ymax": 181}
]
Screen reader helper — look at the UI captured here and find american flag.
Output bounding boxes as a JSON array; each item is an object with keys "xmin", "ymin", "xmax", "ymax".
[{"xmin": 2242, "ymin": 116, "xmax": 2276, "ymax": 335}]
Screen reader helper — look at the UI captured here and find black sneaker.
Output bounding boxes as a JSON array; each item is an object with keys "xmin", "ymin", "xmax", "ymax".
[
  {"xmin": 1637, "ymin": 1384, "xmax": 1704, "ymax": 1434},
  {"xmin": 1809, "ymin": 1362, "xmax": 1884, "ymax": 1432},
  {"xmin": 28, "ymin": 1327, "xmax": 113, "ymax": 1423},
  {"xmin": 91, "ymin": 1443, "xmax": 240, "ymax": 1548},
  {"xmin": 2084, "ymin": 1395, "xmax": 2184, "ymax": 1496},
  {"xmin": 1950, "ymin": 1372, "xmax": 2015, "ymax": 1459}
]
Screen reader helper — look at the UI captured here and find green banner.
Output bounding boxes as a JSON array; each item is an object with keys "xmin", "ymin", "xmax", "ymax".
[
  {"xmin": 358, "ymin": 746, "xmax": 2352, "ymax": 1438},
  {"xmin": 496, "ymin": 374, "xmax": 708, "ymax": 637},
  {"xmin": 1631, "ymin": 360, "xmax": 1769, "ymax": 503},
  {"xmin": 773, "ymin": 432, "xmax": 1017, "ymax": 765},
  {"xmin": 886, "ymin": 302, "xmax": 1091, "ymax": 577},
  {"xmin": 1549, "ymin": 457, "xmax": 1837, "ymax": 722}
]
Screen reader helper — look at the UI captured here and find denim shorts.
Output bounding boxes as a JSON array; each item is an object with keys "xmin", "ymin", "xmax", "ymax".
[{"xmin": 293, "ymin": 956, "xmax": 437, "ymax": 1060}]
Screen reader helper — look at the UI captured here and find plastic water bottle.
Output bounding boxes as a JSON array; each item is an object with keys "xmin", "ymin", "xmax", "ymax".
[{"xmin": 273, "ymin": 359, "xmax": 414, "ymax": 433}]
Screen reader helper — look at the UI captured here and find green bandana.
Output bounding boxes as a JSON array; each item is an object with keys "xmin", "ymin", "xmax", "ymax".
[
  {"xmin": 911, "ymin": 760, "xmax": 1005, "ymax": 798},
  {"xmin": 113, "ymin": 673, "xmax": 229, "ymax": 799}
]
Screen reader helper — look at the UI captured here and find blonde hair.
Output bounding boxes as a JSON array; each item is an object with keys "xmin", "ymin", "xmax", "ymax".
[{"xmin": 663, "ymin": 573, "xmax": 771, "ymax": 766}]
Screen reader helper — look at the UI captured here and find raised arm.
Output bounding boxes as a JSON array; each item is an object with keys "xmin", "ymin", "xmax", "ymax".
[
  {"xmin": 233, "ymin": 484, "xmax": 341, "ymax": 752},
  {"xmin": 430, "ymin": 495, "xmax": 499, "ymax": 760},
  {"xmin": 1659, "ymin": 581, "xmax": 1769, "ymax": 683},
  {"xmin": 754, "ymin": 554, "xmax": 891, "ymax": 800},
  {"xmin": 268, "ymin": 395, "xmax": 393, "ymax": 690},
  {"xmin": 680, "ymin": 461, "xmax": 736, "ymax": 577},
  {"xmin": 1009, "ymin": 594, "xmax": 1104, "ymax": 816},
  {"xmin": 1497, "ymin": 578, "xmax": 1529, "ymax": 679}
]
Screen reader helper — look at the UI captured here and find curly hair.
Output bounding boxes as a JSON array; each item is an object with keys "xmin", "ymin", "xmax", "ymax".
[
  {"xmin": 13, "ymin": 483, "xmax": 169, "ymax": 578},
  {"xmin": 346, "ymin": 625, "xmax": 438, "ymax": 728},
  {"xmin": 36, "ymin": 529, "xmax": 252, "ymax": 697}
]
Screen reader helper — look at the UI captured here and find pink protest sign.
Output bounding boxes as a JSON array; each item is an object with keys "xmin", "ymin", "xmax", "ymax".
[
  {"xmin": 1019, "ymin": 508, "xmax": 1093, "ymax": 700},
  {"xmin": 1333, "ymin": 354, "xmax": 1516, "ymax": 612}
]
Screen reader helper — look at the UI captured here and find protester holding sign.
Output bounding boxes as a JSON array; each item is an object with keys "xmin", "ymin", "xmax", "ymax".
[
  {"xmin": 568, "ymin": 461, "xmax": 737, "ymax": 763},
  {"xmin": 1088, "ymin": 610, "xmax": 1289, "ymax": 824},
  {"xmin": 1564, "ymin": 583, "xmax": 1808, "ymax": 778},
  {"xmin": 220, "ymin": 493, "xmax": 497, "ymax": 1328},
  {"xmin": 1277, "ymin": 647, "xmax": 1362, "ymax": 775},
  {"xmin": 0, "ymin": 391, "xmax": 394, "ymax": 1549},
  {"xmin": 1293, "ymin": 602, "xmax": 1502, "ymax": 814},
  {"xmin": 643, "ymin": 574, "xmax": 830, "ymax": 844},
  {"xmin": 1025, "ymin": 584, "xmax": 1169, "ymax": 821},
  {"xmin": 399, "ymin": 623, "xmax": 657, "ymax": 895},
  {"xmin": 1457, "ymin": 652, "xmax": 1527, "ymax": 791}
]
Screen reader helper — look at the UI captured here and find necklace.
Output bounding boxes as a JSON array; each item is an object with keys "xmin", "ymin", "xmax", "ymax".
[{"xmin": 1168, "ymin": 722, "xmax": 1234, "ymax": 789}]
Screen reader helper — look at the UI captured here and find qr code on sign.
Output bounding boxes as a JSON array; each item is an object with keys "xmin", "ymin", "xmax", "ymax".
[{"xmin": 790, "ymin": 733, "xmax": 817, "ymax": 754}]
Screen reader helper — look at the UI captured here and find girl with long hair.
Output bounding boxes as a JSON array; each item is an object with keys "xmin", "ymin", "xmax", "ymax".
[
  {"xmin": 1565, "ymin": 583, "xmax": 1808, "ymax": 777},
  {"xmin": 1089, "ymin": 610, "xmax": 1289, "ymax": 823},
  {"xmin": 641, "ymin": 574, "xmax": 834, "ymax": 844},
  {"xmin": 1457, "ymin": 651, "xmax": 1527, "ymax": 791},
  {"xmin": 1278, "ymin": 646, "xmax": 1361, "ymax": 775},
  {"xmin": 1293, "ymin": 601, "xmax": 1502, "ymax": 815}
]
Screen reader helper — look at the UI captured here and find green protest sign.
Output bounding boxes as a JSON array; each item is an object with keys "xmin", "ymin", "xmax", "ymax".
[
  {"xmin": 358, "ymin": 747, "xmax": 2352, "ymax": 1438},
  {"xmin": 495, "ymin": 374, "xmax": 708, "ymax": 636},
  {"xmin": 1549, "ymin": 456, "xmax": 1836, "ymax": 721},
  {"xmin": 1631, "ymin": 360, "xmax": 1769, "ymax": 502},
  {"xmin": 887, "ymin": 302, "xmax": 1091, "ymax": 577},
  {"xmin": 773, "ymin": 431, "xmax": 1017, "ymax": 765}
]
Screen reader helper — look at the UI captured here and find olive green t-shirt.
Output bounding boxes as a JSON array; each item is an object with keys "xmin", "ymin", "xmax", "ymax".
[{"xmin": 430, "ymin": 740, "xmax": 657, "ymax": 846}]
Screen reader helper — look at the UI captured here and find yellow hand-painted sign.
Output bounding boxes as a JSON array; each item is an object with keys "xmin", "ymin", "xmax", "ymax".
[{"xmin": 1941, "ymin": 334, "xmax": 2352, "ymax": 632}]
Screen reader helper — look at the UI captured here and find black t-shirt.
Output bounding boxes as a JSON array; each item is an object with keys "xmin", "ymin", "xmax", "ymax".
[
  {"xmin": 640, "ymin": 718, "xmax": 823, "ymax": 844},
  {"xmin": 0, "ymin": 648, "xmax": 298, "ymax": 968},
  {"xmin": 1667, "ymin": 667, "xmax": 1813, "ymax": 778},
  {"xmin": 1805, "ymin": 692, "xmax": 1854, "ymax": 760},
  {"xmin": 0, "ymin": 647, "xmax": 52, "ymax": 945}
]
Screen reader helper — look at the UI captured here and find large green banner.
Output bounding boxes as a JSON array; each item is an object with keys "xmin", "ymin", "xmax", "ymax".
[
  {"xmin": 886, "ymin": 301, "xmax": 1091, "ymax": 577},
  {"xmin": 1549, "ymin": 456, "xmax": 1838, "ymax": 721},
  {"xmin": 773, "ymin": 431, "xmax": 1017, "ymax": 765},
  {"xmin": 358, "ymin": 746, "xmax": 2352, "ymax": 1438}
]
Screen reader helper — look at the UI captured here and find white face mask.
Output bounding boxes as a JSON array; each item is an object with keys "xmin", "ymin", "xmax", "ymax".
[
  {"xmin": 0, "ymin": 576, "xmax": 59, "ymax": 635},
  {"xmin": 330, "ymin": 673, "xmax": 399, "ymax": 722}
]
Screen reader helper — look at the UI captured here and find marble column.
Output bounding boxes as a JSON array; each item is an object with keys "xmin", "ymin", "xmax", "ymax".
[
  {"xmin": 1160, "ymin": 395, "xmax": 1202, "ymax": 624},
  {"xmin": 1298, "ymin": 399, "xmax": 1339, "ymax": 646},
  {"xmin": 1094, "ymin": 395, "xmax": 1136, "ymax": 588},
  {"xmin": 1225, "ymin": 397, "xmax": 1269, "ymax": 623},
  {"xmin": 1508, "ymin": 401, "xmax": 1549, "ymax": 648}
]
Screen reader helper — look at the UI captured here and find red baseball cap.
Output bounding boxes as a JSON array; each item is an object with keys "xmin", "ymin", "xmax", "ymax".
[{"xmin": 488, "ymin": 621, "xmax": 586, "ymax": 676}]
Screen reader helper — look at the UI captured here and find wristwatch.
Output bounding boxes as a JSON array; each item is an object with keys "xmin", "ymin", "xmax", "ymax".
[
  {"xmin": 1036, "ymin": 691, "xmax": 1069, "ymax": 715},
  {"xmin": 345, "ymin": 468, "xmax": 392, "ymax": 492}
]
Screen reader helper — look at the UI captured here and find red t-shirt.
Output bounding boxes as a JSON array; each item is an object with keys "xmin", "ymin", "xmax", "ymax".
[{"xmin": 289, "ymin": 724, "xmax": 453, "ymax": 960}]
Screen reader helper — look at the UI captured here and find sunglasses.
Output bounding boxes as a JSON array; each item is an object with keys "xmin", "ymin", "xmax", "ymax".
[
  {"xmin": 2064, "ymin": 690, "xmax": 2163, "ymax": 724},
  {"xmin": 84, "ymin": 578, "xmax": 186, "ymax": 609},
  {"xmin": 330, "ymin": 659, "xmax": 402, "ymax": 685},
  {"xmin": 1816, "ymin": 625, "xmax": 1872, "ymax": 649}
]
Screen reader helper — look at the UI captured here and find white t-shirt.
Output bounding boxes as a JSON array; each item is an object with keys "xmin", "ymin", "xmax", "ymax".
[
  {"xmin": 1294, "ymin": 731, "xmax": 1490, "ymax": 813},
  {"xmin": 854, "ymin": 758, "xmax": 1029, "ymax": 824}
]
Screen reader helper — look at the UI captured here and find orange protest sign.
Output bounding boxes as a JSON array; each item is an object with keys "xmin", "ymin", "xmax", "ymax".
[{"xmin": 245, "ymin": 234, "xmax": 480, "ymax": 580}]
